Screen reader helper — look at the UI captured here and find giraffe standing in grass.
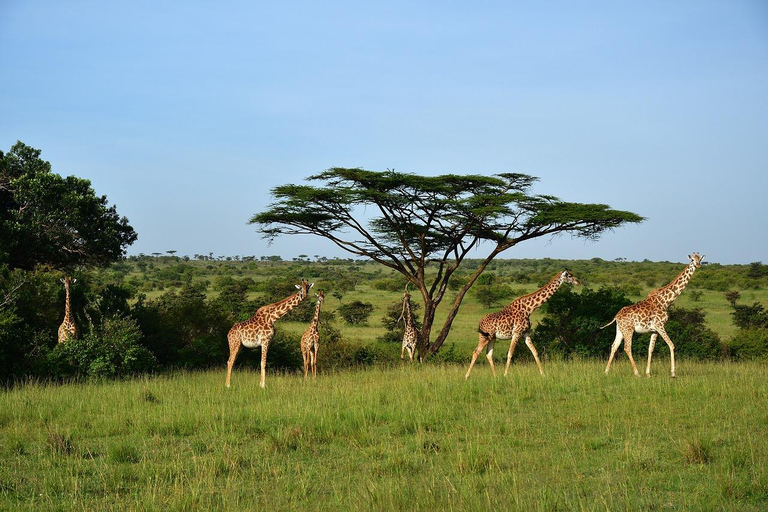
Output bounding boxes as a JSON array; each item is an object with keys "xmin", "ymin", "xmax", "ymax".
[
  {"xmin": 603, "ymin": 253, "xmax": 704, "ymax": 378},
  {"xmin": 465, "ymin": 270, "xmax": 580, "ymax": 379},
  {"xmin": 398, "ymin": 284, "xmax": 419, "ymax": 362},
  {"xmin": 301, "ymin": 290, "xmax": 324, "ymax": 379},
  {"xmin": 226, "ymin": 279, "xmax": 313, "ymax": 388},
  {"xmin": 57, "ymin": 277, "xmax": 78, "ymax": 343}
]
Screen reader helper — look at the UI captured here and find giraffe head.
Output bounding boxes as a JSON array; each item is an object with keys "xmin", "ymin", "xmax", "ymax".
[
  {"xmin": 688, "ymin": 253, "xmax": 705, "ymax": 268},
  {"xmin": 560, "ymin": 269, "xmax": 580, "ymax": 286},
  {"xmin": 60, "ymin": 277, "xmax": 77, "ymax": 286},
  {"xmin": 316, "ymin": 290, "xmax": 325, "ymax": 303},
  {"xmin": 403, "ymin": 282, "xmax": 411, "ymax": 301},
  {"xmin": 294, "ymin": 279, "xmax": 314, "ymax": 299}
]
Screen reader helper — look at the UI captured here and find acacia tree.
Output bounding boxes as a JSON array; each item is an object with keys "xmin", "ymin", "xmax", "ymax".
[{"xmin": 251, "ymin": 168, "xmax": 643, "ymax": 359}]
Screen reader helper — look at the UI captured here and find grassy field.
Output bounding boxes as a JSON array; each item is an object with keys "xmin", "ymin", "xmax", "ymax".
[{"xmin": 2, "ymin": 361, "xmax": 767, "ymax": 510}]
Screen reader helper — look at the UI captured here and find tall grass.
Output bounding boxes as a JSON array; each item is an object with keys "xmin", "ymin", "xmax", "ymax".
[{"xmin": 2, "ymin": 361, "xmax": 767, "ymax": 510}]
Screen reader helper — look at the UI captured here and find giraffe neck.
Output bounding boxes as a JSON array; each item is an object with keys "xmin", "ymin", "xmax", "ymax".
[
  {"xmin": 310, "ymin": 299, "xmax": 322, "ymax": 329},
  {"xmin": 404, "ymin": 299, "xmax": 414, "ymax": 327},
  {"xmin": 651, "ymin": 262, "xmax": 697, "ymax": 306},
  {"xmin": 266, "ymin": 290, "xmax": 305, "ymax": 322},
  {"xmin": 63, "ymin": 280, "xmax": 73, "ymax": 321},
  {"xmin": 513, "ymin": 273, "xmax": 564, "ymax": 315}
]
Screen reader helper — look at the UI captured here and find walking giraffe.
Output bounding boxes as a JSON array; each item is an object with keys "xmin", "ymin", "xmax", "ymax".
[
  {"xmin": 301, "ymin": 290, "xmax": 324, "ymax": 379},
  {"xmin": 465, "ymin": 270, "xmax": 580, "ymax": 379},
  {"xmin": 226, "ymin": 279, "xmax": 313, "ymax": 388},
  {"xmin": 57, "ymin": 276, "xmax": 78, "ymax": 343},
  {"xmin": 398, "ymin": 284, "xmax": 419, "ymax": 362},
  {"xmin": 603, "ymin": 253, "xmax": 705, "ymax": 378}
]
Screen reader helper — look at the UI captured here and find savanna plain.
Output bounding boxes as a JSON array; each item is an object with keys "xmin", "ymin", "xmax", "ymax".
[
  {"xmin": 2, "ymin": 362, "xmax": 767, "ymax": 511},
  {"xmin": 2, "ymin": 257, "xmax": 768, "ymax": 510}
]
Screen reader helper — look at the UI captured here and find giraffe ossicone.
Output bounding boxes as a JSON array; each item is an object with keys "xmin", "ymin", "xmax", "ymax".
[
  {"xmin": 465, "ymin": 269, "xmax": 580, "ymax": 379},
  {"xmin": 603, "ymin": 252, "xmax": 705, "ymax": 378},
  {"xmin": 226, "ymin": 279, "xmax": 313, "ymax": 388}
]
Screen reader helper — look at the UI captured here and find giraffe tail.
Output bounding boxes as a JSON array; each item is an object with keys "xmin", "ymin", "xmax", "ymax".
[
  {"xmin": 478, "ymin": 327, "xmax": 491, "ymax": 338},
  {"xmin": 599, "ymin": 317, "xmax": 617, "ymax": 330}
]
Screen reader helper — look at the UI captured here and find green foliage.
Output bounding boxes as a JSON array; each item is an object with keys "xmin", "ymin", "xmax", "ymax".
[
  {"xmin": 731, "ymin": 302, "xmax": 768, "ymax": 329},
  {"xmin": 47, "ymin": 316, "xmax": 157, "ymax": 378},
  {"xmin": 726, "ymin": 328, "xmax": 768, "ymax": 360},
  {"xmin": 0, "ymin": 141, "xmax": 137, "ymax": 271},
  {"xmin": 132, "ymin": 284, "xmax": 231, "ymax": 368},
  {"xmin": 533, "ymin": 286, "xmax": 633, "ymax": 358},
  {"xmin": 664, "ymin": 307, "xmax": 724, "ymax": 360},
  {"xmin": 338, "ymin": 300, "xmax": 374, "ymax": 325},
  {"xmin": 251, "ymin": 168, "xmax": 644, "ymax": 357}
]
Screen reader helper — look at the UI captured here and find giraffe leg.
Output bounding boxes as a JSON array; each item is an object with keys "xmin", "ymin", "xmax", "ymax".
[
  {"xmin": 465, "ymin": 333, "xmax": 490, "ymax": 379},
  {"xmin": 260, "ymin": 344, "xmax": 268, "ymax": 389},
  {"xmin": 503, "ymin": 332, "xmax": 521, "ymax": 377},
  {"xmin": 656, "ymin": 326, "xmax": 676, "ymax": 378},
  {"xmin": 225, "ymin": 335, "xmax": 242, "ymax": 388},
  {"xmin": 302, "ymin": 346, "xmax": 309, "ymax": 379},
  {"xmin": 622, "ymin": 330, "xmax": 640, "ymax": 377},
  {"xmin": 646, "ymin": 333, "xmax": 658, "ymax": 377},
  {"xmin": 408, "ymin": 346, "xmax": 415, "ymax": 362},
  {"xmin": 485, "ymin": 338, "xmax": 498, "ymax": 377},
  {"xmin": 312, "ymin": 347, "xmax": 318, "ymax": 378},
  {"xmin": 605, "ymin": 326, "xmax": 624, "ymax": 374},
  {"xmin": 401, "ymin": 344, "xmax": 406, "ymax": 361},
  {"xmin": 524, "ymin": 335, "xmax": 544, "ymax": 376}
]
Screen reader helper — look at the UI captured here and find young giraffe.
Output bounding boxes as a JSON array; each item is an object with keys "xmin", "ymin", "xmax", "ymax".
[
  {"xmin": 57, "ymin": 277, "xmax": 78, "ymax": 343},
  {"xmin": 398, "ymin": 284, "xmax": 419, "ymax": 362},
  {"xmin": 465, "ymin": 270, "xmax": 580, "ymax": 379},
  {"xmin": 603, "ymin": 253, "xmax": 704, "ymax": 378},
  {"xmin": 226, "ymin": 279, "xmax": 313, "ymax": 388},
  {"xmin": 301, "ymin": 290, "xmax": 324, "ymax": 379}
]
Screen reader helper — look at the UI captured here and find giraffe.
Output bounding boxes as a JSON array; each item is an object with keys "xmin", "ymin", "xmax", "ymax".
[
  {"xmin": 301, "ymin": 290, "xmax": 324, "ymax": 379},
  {"xmin": 603, "ymin": 253, "xmax": 705, "ymax": 378},
  {"xmin": 465, "ymin": 269, "xmax": 580, "ymax": 379},
  {"xmin": 226, "ymin": 279, "xmax": 313, "ymax": 388},
  {"xmin": 398, "ymin": 283, "xmax": 419, "ymax": 362},
  {"xmin": 57, "ymin": 276, "xmax": 78, "ymax": 343}
]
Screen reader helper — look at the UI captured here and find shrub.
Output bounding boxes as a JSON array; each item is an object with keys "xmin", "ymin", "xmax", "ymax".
[
  {"xmin": 726, "ymin": 328, "xmax": 768, "ymax": 360},
  {"xmin": 48, "ymin": 316, "xmax": 157, "ymax": 379},
  {"xmin": 338, "ymin": 301, "xmax": 374, "ymax": 325},
  {"xmin": 533, "ymin": 286, "xmax": 632, "ymax": 358},
  {"xmin": 664, "ymin": 307, "xmax": 724, "ymax": 360}
]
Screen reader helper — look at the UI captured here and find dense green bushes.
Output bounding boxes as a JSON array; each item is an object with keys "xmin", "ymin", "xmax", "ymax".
[
  {"xmin": 47, "ymin": 316, "xmax": 157, "ymax": 378},
  {"xmin": 2, "ymin": 257, "xmax": 768, "ymax": 385}
]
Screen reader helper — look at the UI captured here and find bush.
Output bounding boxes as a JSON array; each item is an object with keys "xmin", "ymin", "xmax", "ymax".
[
  {"xmin": 726, "ymin": 328, "xmax": 768, "ymax": 360},
  {"xmin": 337, "ymin": 301, "xmax": 374, "ymax": 325},
  {"xmin": 663, "ymin": 307, "xmax": 724, "ymax": 360},
  {"xmin": 533, "ymin": 286, "xmax": 633, "ymax": 358},
  {"xmin": 132, "ymin": 284, "xmax": 231, "ymax": 368},
  {"xmin": 48, "ymin": 316, "xmax": 157, "ymax": 378}
]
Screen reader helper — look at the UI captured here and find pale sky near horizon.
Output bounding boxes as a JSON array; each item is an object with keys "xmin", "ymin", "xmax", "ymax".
[{"xmin": 1, "ymin": 1, "xmax": 767, "ymax": 265}]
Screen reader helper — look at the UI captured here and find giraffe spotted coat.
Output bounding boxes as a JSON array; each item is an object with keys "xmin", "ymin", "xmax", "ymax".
[
  {"xmin": 603, "ymin": 252, "xmax": 704, "ymax": 378},
  {"xmin": 465, "ymin": 270, "xmax": 580, "ymax": 379}
]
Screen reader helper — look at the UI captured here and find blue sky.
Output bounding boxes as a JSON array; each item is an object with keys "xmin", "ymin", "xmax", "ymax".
[{"xmin": 1, "ymin": 1, "xmax": 766, "ymax": 264}]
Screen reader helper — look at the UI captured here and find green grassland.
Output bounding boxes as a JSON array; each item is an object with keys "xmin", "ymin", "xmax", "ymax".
[{"xmin": 2, "ymin": 361, "xmax": 767, "ymax": 510}]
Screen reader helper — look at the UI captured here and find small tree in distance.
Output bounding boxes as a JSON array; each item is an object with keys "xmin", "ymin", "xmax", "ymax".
[{"xmin": 251, "ymin": 168, "xmax": 644, "ymax": 360}]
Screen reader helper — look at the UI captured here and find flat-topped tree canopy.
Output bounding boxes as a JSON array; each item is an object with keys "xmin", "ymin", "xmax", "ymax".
[{"xmin": 251, "ymin": 167, "xmax": 644, "ymax": 358}]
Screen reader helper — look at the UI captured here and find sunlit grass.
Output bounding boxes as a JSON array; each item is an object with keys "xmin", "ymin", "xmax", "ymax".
[{"xmin": 2, "ymin": 361, "xmax": 767, "ymax": 510}]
